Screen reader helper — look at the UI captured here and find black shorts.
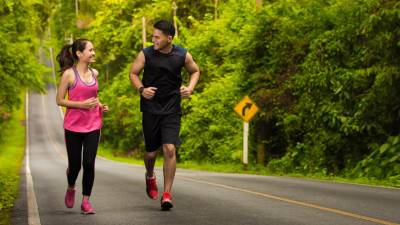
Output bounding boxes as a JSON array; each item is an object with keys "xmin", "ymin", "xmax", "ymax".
[{"xmin": 142, "ymin": 113, "xmax": 181, "ymax": 152}]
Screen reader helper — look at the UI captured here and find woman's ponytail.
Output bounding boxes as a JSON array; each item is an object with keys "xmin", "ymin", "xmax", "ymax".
[
  {"xmin": 56, "ymin": 44, "xmax": 74, "ymax": 74},
  {"xmin": 56, "ymin": 39, "xmax": 89, "ymax": 74}
]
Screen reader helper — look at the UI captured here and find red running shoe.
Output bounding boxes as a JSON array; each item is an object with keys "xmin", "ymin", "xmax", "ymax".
[
  {"xmin": 64, "ymin": 189, "xmax": 75, "ymax": 208},
  {"xmin": 161, "ymin": 192, "xmax": 173, "ymax": 211},
  {"xmin": 81, "ymin": 199, "xmax": 95, "ymax": 214},
  {"xmin": 145, "ymin": 174, "xmax": 158, "ymax": 200}
]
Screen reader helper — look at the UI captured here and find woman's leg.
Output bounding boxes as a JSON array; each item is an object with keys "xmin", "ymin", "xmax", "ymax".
[
  {"xmin": 64, "ymin": 129, "xmax": 83, "ymax": 188},
  {"xmin": 81, "ymin": 129, "xmax": 100, "ymax": 197}
]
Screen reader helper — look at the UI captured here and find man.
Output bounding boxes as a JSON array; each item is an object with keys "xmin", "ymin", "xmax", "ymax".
[{"xmin": 129, "ymin": 20, "xmax": 200, "ymax": 210}]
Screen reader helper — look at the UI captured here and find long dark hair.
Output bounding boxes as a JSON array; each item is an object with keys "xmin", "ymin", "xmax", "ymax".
[{"xmin": 56, "ymin": 38, "xmax": 89, "ymax": 74}]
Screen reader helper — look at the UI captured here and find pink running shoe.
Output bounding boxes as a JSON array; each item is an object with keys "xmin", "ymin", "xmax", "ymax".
[
  {"xmin": 161, "ymin": 192, "xmax": 173, "ymax": 211},
  {"xmin": 64, "ymin": 189, "xmax": 75, "ymax": 208},
  {"xmin": 145, "ymin": 174, "xmax": 158, "ymax": 200},
  {"xmin": 81, "ymin": 199, "xmax": 95, "ymax": 214}
]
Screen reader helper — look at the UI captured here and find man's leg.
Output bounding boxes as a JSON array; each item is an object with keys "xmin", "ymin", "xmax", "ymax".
[
  {"xmin": 160, "ymin": 143, "xmax": 176, "ymax": 210},
  {"xmin": 162, "ymin": 144, "xmax": 176, "ymax": 193},
  {"xmin": 142, "ymin": 112, "xmax": 161, "ymax": 176},
  {"xmin": 144, "ymin": 150, "xmax": 159, "ymax": 200},
  {"xmin": 160, "ymin": 113, "xmax": 180, "ymax": 196},
  {"xmin": 142, "ymin": 112, "xmax": 161, "ymax": 200},
  {"xmin": 144, "ymin": 151, "xmax": 158, "ymax": 177}
]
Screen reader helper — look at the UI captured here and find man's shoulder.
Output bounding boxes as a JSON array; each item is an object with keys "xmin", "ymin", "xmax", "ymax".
[
  {"xmin": 173, "ymin": 45, "xmax": 187, "ymax": 57},
  {"xmin": 142, "ymin": 46, "xmax": 155, "ymax": 55},
  {"xmin": 173, "ymin": 45, "xmax": 187, "ymax": 53}
]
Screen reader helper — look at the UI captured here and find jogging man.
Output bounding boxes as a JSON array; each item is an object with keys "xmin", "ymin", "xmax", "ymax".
[{"xmin": 129, "ymin": 20, "xmax": 200, "ymax": 210}]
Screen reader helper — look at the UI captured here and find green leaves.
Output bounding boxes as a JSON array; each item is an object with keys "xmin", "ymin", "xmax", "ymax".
[
  {"xmin": 98, "ymin": 66, "xmax": 143, "ymax": 152},
  {"xmin": 48, "ymin": 0, "xmax": 400, "ymax": 181},
  {"xmin": 180, "ymin": 73, "xmax": 243, "ymax": 163},
  {"xmin": 352, "ymin": 136, "xmax": 400, "ymax": 184},
  {"xmin": 0, "ymin": 0, "xmax": 49, "ymax": 139}
]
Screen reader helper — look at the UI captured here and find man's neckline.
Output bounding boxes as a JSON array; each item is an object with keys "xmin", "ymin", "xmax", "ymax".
[{"xmin": 156, "ymin": 44, "xmax": 174, "ymax": 55}]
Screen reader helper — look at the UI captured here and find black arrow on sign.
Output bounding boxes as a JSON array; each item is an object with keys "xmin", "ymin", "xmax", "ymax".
[{"xmin": 242, "ymin": 103, "xmax": 252, "ymax": 116}]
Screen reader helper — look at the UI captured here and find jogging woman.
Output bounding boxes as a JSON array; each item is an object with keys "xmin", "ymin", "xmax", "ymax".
[{"xmin": 56, "ymin": 38, "xmax": 108, "ymax": 214}]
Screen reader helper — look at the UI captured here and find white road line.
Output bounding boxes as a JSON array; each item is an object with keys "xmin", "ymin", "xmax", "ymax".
[
  {"xmin": 25, "ymin": 93, "xmax": 41, "ymax": 225},
  {"xmin": 45, "ymin": 70, "xmax": 400, "ymax": 224},
  {"xmin": 179, "ymin": 176, "xmax": 399, "ymax": 225}
]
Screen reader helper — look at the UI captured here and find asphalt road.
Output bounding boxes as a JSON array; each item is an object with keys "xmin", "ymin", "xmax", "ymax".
[{"xmin": 11, "ymin": 84, "xmax": 400, "ymax": 225}]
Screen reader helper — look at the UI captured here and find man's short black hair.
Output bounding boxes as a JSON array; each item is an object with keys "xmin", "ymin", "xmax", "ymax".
[{"xmin": 154, "ymin": 20, "xmax": 175, "ymax": 38}]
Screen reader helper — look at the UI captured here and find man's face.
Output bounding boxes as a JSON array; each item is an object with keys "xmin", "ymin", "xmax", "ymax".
[{"xmin": 152, "ymin": 28, "xmax": 171, "ymax": 50}]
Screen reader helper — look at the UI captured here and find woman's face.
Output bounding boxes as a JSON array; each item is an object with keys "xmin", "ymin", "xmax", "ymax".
[{"xmin": 77, "ymin": 41, "xmax": 95, "ymax": 63}]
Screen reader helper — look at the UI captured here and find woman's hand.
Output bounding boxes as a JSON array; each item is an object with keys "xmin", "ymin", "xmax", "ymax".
[
  {"xmin": 81, "ymin": 97, "xmax": 99, "ymax": 109},
  {"xmin": 100, "ymin": 103, "xmax": 109, "ymax": 113}
]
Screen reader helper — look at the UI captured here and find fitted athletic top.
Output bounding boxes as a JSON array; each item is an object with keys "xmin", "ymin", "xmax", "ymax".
[
  {"xmin": 141, "ymin": 45, "xmax": 187, "ymax": 115},
  {"xmin": 64, "ymin": 66, "xmax": 102, "ymax": 132}
]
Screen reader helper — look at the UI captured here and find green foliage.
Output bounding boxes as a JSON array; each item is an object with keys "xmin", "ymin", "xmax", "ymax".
[
  {"xmin": 0, "ymin": 93, "xmax": 25, "ymax": 221},
  {"xmin": 98, "ymin": 66, "xmax": 143, "ymax": 152},
  {"xmin": 0, "ymin": 1, "xmax": 51, "ymax": 221},
  {"xmin": 351, "ymin": 136, "xmax": 400, "ymax": 185},
  {"xmin": 272, "ymin": 0, "xmax": 400, "ymax": 176},
  {"xmin": 49, "ymin": 0, "xmax": 400, "ymax": 182},
  {"xmin": 180, "ymin": 74, "xmax": 243, "ymax": 163},
  {"xmin": 178, "ymin": 0, "xmax": 258, "ymax": 162},
  {"xmin": 0, "ymin": 0, "xmax": 49, "ymax": 140}
]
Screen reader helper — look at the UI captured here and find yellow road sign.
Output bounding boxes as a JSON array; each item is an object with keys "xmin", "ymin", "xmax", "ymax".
[{"xmin": 234, "ymin": 96, "xmax": 260, "ymax": 122}]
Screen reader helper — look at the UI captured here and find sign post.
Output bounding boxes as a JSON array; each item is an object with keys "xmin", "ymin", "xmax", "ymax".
[
  {"xmin": 234, "ymin": 96, "xmax": 260, "ymax": 166},
  {"xmin": 243, "ymin": 121, "xmax": 249, "ymax": 165}
]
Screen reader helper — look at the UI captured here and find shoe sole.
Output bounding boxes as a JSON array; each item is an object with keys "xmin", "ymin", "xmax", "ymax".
[
  {"xmin": 81, "ymin": 210, "xmax": 96, "ymax": 215},
  {"xmin": 161, "ymin": 201, "xmax": 173, "ymax": 211}
]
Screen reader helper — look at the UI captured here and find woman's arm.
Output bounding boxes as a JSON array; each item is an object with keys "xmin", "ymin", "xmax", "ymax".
[{"xmin": 56, "ymin": 69, "xmax": 99, "ymax": 109}]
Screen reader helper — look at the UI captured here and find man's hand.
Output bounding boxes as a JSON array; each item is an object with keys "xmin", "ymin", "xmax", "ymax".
[
  {"xmin": 142, "ymin": 87, "xmax": 158, "ymax": 100},
  {"xmin": 180, "ymin": 86, "xmax": 193, "ymax": 99}
]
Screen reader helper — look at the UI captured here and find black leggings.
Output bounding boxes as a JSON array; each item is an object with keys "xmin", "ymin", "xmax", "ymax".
[{"xmin": 64, "ymin": 129, "xmax": 100, "ymax": 196}]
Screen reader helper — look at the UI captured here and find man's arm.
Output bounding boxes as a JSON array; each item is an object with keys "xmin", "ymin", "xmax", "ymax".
[
  {"xmin": 129, "ymin": 51, "xmax": 157, "ymax": 99},
  {"xmin": 129, "ymin": 51, "xmax": 145, "ymax": 90},
  {"xmin": 181, "ymin": 52, "xmax": 200, "ymax": 98}
]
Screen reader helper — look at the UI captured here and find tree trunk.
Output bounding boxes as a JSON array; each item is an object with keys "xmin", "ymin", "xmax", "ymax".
[
  {"xmin": 255, "ymin": 120, "xmax": 267, "ymax": 165},
  {"xmin": 256, "ymin": 142, "xmax": 265, "ymax": 166},
  {"xmin": 256, "ymin": 0, "xmax": 262, "ymax": 11}
]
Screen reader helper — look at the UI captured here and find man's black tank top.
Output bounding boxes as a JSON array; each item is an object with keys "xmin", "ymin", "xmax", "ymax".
[{"xmin": 141, "ymin": 45, "xmax": 187, "ymax": 115}]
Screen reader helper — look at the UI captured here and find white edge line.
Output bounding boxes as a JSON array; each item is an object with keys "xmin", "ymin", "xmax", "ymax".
[{"xmin": 26, "ymin": 92, "xmax": 41, "ymax": 225}]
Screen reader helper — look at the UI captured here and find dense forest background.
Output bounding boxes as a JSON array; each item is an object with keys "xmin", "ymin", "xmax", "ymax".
[{"xmin": 1, "ymin": 0, "xmax": 399, "ymax": 184}]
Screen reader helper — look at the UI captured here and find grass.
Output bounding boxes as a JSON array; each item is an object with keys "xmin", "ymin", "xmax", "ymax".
[
  {"xmin": 97, "ymin": 147, "xmax": 163, "ymax": 167},
  {"xmin": 98, "ymin": 146, "xmax": 399, "ymax": 189},
  {"xmin": 0, "ymin": 93, "xmax": 26, "ymax": 224}
]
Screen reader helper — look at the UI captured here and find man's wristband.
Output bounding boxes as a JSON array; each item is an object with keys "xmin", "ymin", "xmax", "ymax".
[{"xmin": 138, "ymin": 86, "xmax": 144, "ymax": 94}]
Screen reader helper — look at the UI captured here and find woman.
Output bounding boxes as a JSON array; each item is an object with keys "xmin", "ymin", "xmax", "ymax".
[{"xmin": 56, "ymin": 38, "xmax": 108, "ymax": 214}]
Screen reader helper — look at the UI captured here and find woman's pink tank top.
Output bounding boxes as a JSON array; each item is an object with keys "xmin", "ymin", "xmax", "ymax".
[{"xmin": 64, "ymin": 66, "xmax": 102, "ymax": 132}]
